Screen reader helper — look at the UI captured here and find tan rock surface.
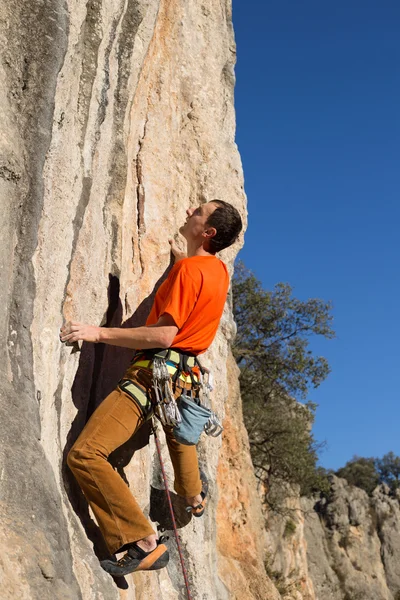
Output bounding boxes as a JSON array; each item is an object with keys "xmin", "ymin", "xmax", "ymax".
[
  {"xmin": 216, "ymin": 355, "xmax": 281, "ymax": 600},
  {"xmin": 265, "ymin": 473, "xmax": 400, "ymax": 600},
  {"xmin": 259, "ymin": 468, "xmax": 400, "ymax": 600},
  {"xmin": 302, "ymin": 477, "xmax": 400, "ymax": 600},
  {"xmin": 263, "ymin": 484, "xmax": 315, "ymax": 600},
  {"xmin": 0, "ymin": 0, "xmax": 276, "ymax": 598}
]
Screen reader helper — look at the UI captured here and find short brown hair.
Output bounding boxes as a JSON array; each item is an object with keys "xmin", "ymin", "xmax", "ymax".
[{"xmin": 206, "ymin": 200, "xmax": 243, "ymax": 253}]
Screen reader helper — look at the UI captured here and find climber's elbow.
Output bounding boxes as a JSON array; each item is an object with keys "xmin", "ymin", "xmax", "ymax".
[{"xmin": 152, "ymin": 314, "xmax": 179, "ymax": 348}]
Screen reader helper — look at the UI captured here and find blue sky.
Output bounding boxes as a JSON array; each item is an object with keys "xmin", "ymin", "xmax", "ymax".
[{"xmin": 232, "ymin": 1, "xmax": 400, "ymax": 470}]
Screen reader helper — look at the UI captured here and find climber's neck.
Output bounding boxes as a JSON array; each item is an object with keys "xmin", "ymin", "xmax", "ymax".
[{"xmin": 186, "ymin": 240, "xmax": 215, "ymax": 258}]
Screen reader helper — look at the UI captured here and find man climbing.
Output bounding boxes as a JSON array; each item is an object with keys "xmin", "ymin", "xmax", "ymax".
[{"xmin": 61, "ymin": 199, "xmax": 242, "ymax": 576}]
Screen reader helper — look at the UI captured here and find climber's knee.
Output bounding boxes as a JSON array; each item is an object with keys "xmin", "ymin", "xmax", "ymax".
[{"xmin": 67, "ymin": 443, "xmax": 98, "ymax": 473}]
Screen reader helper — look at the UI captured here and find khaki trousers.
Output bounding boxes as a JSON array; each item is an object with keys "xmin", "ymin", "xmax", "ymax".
[{"xmin": 67, "ymin": 366, "xmax": 201, "ymax": 554}]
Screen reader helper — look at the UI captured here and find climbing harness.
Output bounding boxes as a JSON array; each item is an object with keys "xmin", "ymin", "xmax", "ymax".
[
  {"xmin": 127, "ymin": 348, "xmax": 224, "ymax": 443},
  {"xmin": 152, "ymin": 421, "xmax": 193, "ymax": 600}
]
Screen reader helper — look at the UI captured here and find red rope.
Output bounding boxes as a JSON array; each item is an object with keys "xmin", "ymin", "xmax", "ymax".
[{"xmin": 152, "ymin": 422, "xmax": 193, "ymax": 600}]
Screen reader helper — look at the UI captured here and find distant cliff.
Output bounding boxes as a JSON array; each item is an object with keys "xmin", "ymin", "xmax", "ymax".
[{"xmin": 265, "ymin": 475, "xmax": 400, "ymax": 600}]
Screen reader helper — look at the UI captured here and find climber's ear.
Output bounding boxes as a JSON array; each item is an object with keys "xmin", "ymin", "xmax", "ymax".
[{"xmin": 202, "ymin": 227, "xmax": 217, "ymax": 240}]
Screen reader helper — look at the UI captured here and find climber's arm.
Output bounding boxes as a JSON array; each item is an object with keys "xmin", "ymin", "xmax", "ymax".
[{"xmin": 60, "ymin": 314, "xmax": 178, "ymax": 349}]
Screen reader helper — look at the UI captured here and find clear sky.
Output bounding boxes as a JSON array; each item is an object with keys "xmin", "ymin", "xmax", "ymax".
[{"xmin": 232, "ymin": 1, "xmax": 400, "ymax": 470}]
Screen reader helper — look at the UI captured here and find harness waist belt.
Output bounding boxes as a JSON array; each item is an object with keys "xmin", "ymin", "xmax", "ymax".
[
  {"xmin": 129, "ymin": 348, "xmax": 203, "ymax": 389},
  {"xmin": 132, "ymin": 348, "xmax": 197, "ymax": 368},
  {"xmin": 130, "ymin": 359, "xmax": 199, "ymax": 382}
]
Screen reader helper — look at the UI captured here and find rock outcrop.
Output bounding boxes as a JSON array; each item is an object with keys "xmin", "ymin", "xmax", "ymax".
[
  {"xmin": 0, "ymin": 0, "xmax": 275, "ymax": 599},
  {"xmin": 265, "ymin": 475, "xmax": 400, "ymax": 600},
  {"xmin": 265, "ymin": 485, "xmax": 315, "ymax": 600},
  {"xmin": 303, "ymin": 477, "xmax": 400, "ymax": 600}
]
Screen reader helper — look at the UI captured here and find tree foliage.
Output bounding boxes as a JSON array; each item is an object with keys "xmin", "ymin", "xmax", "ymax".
[
  {"xmin": 231, "ymin": 262, "xmax": 334, "ymax": 503},
  {"xmin": 336, "ymin": 452, "xmax": 400, "ymax": 495},
  {"xmin": 232, "ymin": 261, "xmax": 334, "ymax": 401},
  {"xmin": 376, "ymin": 452, "xmax": 400, "ymax": 491},
  {"xmin": 246, "ymin": 394, "xmax": 330, "ymax": 499},
  {"xmin": 336, "ymin": 456, "xmax": 380, "ymax": 495}
]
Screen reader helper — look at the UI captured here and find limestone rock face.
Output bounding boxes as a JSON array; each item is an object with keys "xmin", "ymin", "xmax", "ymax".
[
  {"xmin": 302, "ymin": 476, "xmax": 400, "ymax": 600},
  {"xmin": 265, "ymin": 475, "xmax": 400, "ymax": 600},
  {"xmin": 265, "ymin": 486, "xmax": 315, "ymax": 600},
  {"xmin": 0, "ymin": 0, "xmax": 277, "ymax": 598},
  {"xmin": 216, "ymin": 355, "xmax": 281, "ymax": 600},
  {"xmin": 300, "ymin": 476, "xmax": 400, "ymax": 600}
]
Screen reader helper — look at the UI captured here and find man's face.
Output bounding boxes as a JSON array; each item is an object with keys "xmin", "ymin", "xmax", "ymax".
[{"xmin": 179, "ymin": 202, "xmax": 218, "ymax": 241}]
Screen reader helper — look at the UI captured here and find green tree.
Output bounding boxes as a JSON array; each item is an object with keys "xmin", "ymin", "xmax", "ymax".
[
  {"xmin": 232, "ymin": 261, "xmax": 334, "ymax": 401},
  {"xmin": 232, "ymin": 262, "xmax": 334, "ymax": 502},
  {"xmin": 336, "ymin": 456, "xmax": 380, "ymax": 495},
  {"xmin": 247, "ymin": 394, "xmax": 330, "ymax": 498},
  {"xmin": 376, "ymin": 452, "xmax": 400, "ymax": 492},
  {"xmin": 336, "ymin": 453, "xmax": 400, "ymax": 495}
]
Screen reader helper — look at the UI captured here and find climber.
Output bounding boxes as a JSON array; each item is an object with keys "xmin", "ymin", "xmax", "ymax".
[{"xmin": 60, "ymin": 199, "xmax": 242, "ymax": 577}]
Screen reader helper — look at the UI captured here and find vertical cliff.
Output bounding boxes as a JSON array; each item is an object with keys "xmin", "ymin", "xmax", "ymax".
[
  {"xmin": 264, "ymin": 474, "xmax": 400, "ymax": 600},
  {"xmin": 0, "ymin": 0, "xmax": 278, "ymax": 598},
  {"xmin": 302, "ymin": 477, "xmax": 400, "ymax": 600}
]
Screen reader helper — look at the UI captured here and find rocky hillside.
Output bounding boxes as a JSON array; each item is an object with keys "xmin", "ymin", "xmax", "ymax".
[
  {"xmin": 304, "ymin": 477, "xmax": 400, "ymax": 600},
  {"xmin": 0, "ymin": 0, "xmax": 280, "ymax": 598},
  {"xmin": 265, "ymin": 475, "xmax": 400, "ymax": 600}
]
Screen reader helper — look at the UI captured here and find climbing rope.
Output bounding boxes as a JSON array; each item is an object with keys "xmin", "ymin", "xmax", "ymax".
[{"xmin": 152, "ymin": 421, "xmax": 193, "ymax": 600}]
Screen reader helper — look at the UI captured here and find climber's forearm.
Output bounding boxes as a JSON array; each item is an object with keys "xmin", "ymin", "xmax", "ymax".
[
  {"xmin": 60, "ymin": 320, "xmax": 178, "ymax": 349},
  {"xmin": 98, "ymin": 325, "xmax": 176, "ymax": 349}
]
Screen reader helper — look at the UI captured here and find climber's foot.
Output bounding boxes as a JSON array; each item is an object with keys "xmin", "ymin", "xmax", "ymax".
[
  {"xmin": 135, "ymin": 533, "xmax": 157, "ymax": 553},
  {"xmin": 186, "ymin": 493, "xmax": 203, "ymax": 508},
  {"xmin": 185, "ymin": 470, "xmax": 209, "ymax": 517},
  {"xmin": 100, "ymin": 536, "xmax": 169, "ymax": 577},
  {"xmin": 186, "ymin": 492, "xmax": 207, "ymax": 517}
]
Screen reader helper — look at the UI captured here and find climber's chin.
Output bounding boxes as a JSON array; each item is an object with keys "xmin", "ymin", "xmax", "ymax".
[{"xmin": 179, "ymin": 221, "xmax": 189, "ymax": 237}]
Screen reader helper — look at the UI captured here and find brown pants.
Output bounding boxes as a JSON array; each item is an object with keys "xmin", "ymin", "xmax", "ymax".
[{"xmin": 67, "ymin": 366, "xmax": 201, "ymax": 554}]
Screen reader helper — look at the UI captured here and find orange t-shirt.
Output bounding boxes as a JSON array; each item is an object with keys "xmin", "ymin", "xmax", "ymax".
[{"xmin": 146, "ymin": 256, "xmax": 230, "ymax": 355}]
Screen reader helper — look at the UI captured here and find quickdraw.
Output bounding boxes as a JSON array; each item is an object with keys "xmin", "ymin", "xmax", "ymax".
[
  {"xmin": 152, "ymin": 356, "xmax": 182, "ymax": 427},
  {"xmin": 197, "ymin": 365, "xmax": 224, "ymax": 438},
  {"xmin": 204, "ymin": 412, "xmax": 224, "ymax": 438}
]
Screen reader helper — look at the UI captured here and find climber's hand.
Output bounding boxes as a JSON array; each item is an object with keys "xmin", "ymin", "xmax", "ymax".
[
  {"xmin": 169, "ymin": 238, "xmax": 187, "ymax": 263},
  {"xmin": 60, "ymin": 321, "xmax": 101, "ymax": 344}
]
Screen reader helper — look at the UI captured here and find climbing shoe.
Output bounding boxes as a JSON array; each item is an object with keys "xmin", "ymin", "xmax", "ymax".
[
  {"xmin": 186, "ymin": 472, "xmax": 208, "ymax": 518},
  {"xmin": 100, "ymin": 536, "xmax": 169, "ymax": 577}
]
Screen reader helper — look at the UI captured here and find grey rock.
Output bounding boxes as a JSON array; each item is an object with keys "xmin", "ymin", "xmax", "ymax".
[{"xmin": 302, "ymin": 477, "xmax": 399, "ymax": 600}]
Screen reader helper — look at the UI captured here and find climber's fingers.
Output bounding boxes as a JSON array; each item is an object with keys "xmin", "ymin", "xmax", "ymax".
[
  {"xmin": 60, "ymin": 322, "xmax": 100, "ymax": 344},
  {"xmin": 168, "ymin": 238, "xmax": 187, "ymax": 262}
]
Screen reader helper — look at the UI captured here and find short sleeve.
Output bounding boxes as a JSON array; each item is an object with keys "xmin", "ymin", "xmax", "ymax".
[{"xmin": 159, "ymin": 263, "xmax": 200, "ymax": 329}]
